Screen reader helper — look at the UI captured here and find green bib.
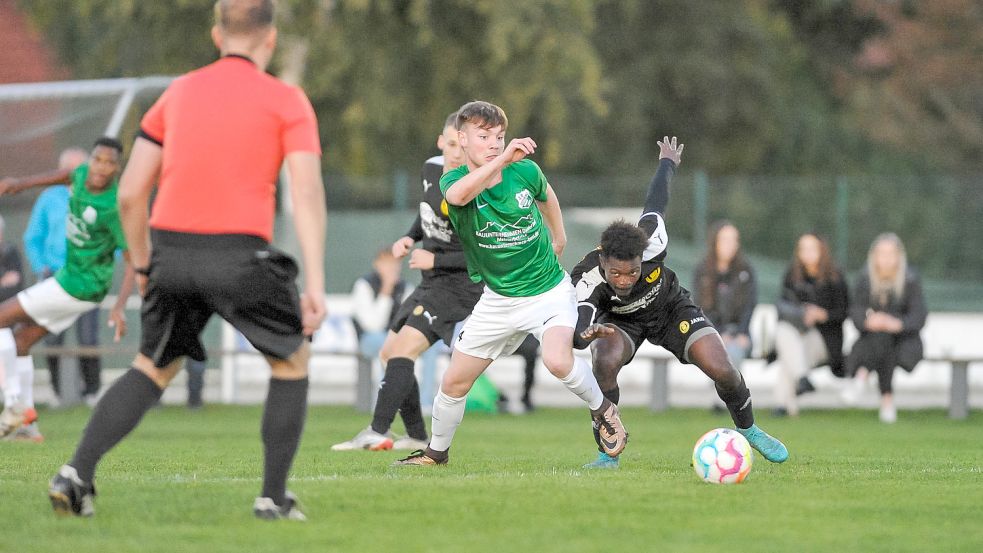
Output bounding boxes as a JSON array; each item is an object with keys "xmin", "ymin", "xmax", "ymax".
[
  {"xmin": 54, "ymin": 165, "xmax": 127, "ymax": 302},
  {"xmin": 440, "ymin": 159, "xmax": 564, "ymax": 297}
]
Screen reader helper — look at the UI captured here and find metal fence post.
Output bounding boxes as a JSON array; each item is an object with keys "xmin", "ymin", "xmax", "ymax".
[
  {"xmin": 694, "ymin": 170, "xmax": 709, "ymax": 245},
  {"xmin": 835, "ymin": 177, "xmax": 849, "ymax": 268}
]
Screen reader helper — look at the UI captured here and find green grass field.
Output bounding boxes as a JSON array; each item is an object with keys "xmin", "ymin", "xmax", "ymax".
[{"xmin": 1, "ymin": 405, "xmax": 980, "ymax": 553}]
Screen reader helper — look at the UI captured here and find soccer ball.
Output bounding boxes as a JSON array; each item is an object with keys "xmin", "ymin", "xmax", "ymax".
[{"xmin": 692, "ymin": 428, "xmax": 753, "ymax": 484}]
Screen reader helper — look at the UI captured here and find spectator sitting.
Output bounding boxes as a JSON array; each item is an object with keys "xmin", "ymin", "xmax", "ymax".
[
  {"xmin": 351, "ymin": 248, "xmax": 411, "ymax": 370},
  {"xmin": 693, "ymin": 220, "xmax": 757, "ymax": 366},
  {"xmin": 773, "ymin": 233, "xmax": 849, "ymax": 417},
  {"xmin": 0, "ymin": 215, "xmax": 24, "ymax": 304},
  {"xmin": 841, "ymin": 233, "xmax": 926, "ymax": 423}
]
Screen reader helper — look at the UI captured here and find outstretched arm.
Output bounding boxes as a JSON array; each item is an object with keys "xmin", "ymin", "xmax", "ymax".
[
  {"xmin": 641, "ymin": 136, "xmax": 683, "ymax": 217},
  {"xmin": 0, "ymin": 169, "xmax": 72, "ymax": 196}
]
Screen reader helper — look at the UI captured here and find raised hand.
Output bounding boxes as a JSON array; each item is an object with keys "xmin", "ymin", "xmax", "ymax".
[
  {"xmin": 504, "ymin": 137, "xmax": 537, "ymax": 163},
  {"xmin": 657, "ymin": 136, "xmax": 684, "ymax": 165}
]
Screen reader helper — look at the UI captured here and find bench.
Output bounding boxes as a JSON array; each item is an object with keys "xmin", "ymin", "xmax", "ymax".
[{"xmin": 639, "ymin": 307, "xmax": 980, "ymax": 420}]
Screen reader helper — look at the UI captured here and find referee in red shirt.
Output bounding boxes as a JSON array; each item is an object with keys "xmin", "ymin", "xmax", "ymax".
[{"xmin": 49, "ymin": 0, "xmax": 327, "ymax": 521}]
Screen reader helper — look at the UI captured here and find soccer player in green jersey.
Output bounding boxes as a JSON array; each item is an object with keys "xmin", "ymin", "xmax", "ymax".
[
  {"xmin": 0, "ymin": 138, "xmax": 135, "ymax": 438},
  {"xmin": 394, "ymin": 101, "xmax": 627, "ymax": 466}
]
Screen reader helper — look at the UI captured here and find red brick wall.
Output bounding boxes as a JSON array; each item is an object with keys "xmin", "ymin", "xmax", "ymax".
[{"xmin": 0, "ymin": 0, "xmax": 68, "ymax": 84}]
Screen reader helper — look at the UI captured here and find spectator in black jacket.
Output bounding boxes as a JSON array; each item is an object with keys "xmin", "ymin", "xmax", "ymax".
[
  {"xmin": 841, "ymin": 233, "xmax": 926, "ymax": 423},
  {"xmin": 693, "ymin": 221, "xmax": 757, "ymax": 366},
  {"xmin": 774, "ymin": 233, "xmax": 849, "ymax": 416}
]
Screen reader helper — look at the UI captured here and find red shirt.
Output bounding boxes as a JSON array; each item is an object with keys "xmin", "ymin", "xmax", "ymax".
[{"xmin": 140, "ymin": 55, "xmax": 321, "ymax": 242}]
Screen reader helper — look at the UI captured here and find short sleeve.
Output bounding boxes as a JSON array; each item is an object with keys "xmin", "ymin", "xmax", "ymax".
[
  {"xmin": 439, "ymin": 166, "xmax": 467, "ymax": 196},
  {"xmin": 523, "ymin": 160, "xmax": 548, "ymax": 201},
  {"xmin": 280, "ymin": 87, "xmax": 321, "ymax": 155},
  {"xmin": 139, "ymin": 87, "xmax": 169, "ymax": 145}
]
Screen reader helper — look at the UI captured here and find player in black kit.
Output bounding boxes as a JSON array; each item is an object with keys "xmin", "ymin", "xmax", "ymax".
[
  {"xmin": 332, "ymin": 112, "xmax": 484, "ymax": 451},
  {"xmin": 572, "ymin": 136, "xmax": 788, "ymax": 468}
]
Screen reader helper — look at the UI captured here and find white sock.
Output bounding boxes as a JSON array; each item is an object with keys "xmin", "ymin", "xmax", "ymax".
[
  {"xmin": 428, "ymin": 388, "xmax": 467, "ymax": 452},
  {"xmin": 0, "ymin": 329, "xmax": 21, "ymax": 405},
  {"xmin": 560, "ymin": 355, "xmax": 604, "ymax": 410},
  {"xmin": 17, "ymin": 356, "xmax": 35, "ymax": 408}
]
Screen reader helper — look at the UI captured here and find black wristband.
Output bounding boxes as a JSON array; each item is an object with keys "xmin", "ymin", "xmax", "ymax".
[{"xmin": 134, "ymin": 266, "xmax": 151, "ymax": 276}]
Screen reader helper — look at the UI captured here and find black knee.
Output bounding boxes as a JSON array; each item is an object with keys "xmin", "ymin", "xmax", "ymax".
[{"xmin": 592, "ymin": 354, "xmax": 622, "ymax": 391}]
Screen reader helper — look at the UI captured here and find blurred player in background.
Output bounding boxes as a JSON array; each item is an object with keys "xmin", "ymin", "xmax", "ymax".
[
  {"xmin": 332, "ymin": 111, "xmax": 483, "ymax": 452},
  {"xmin": 394, "ymin": 100, "xmax": 626, "ymax": 467},
  {"xmin": 0, "ymin": 138, "xmax": 134, "ymax": 442},
  {"xmin": 24, "ymin": 147, "xmax": 106, "ymax": 408},
  {"xmin": 48, "ymin": 0, "xmax": 326, "ymax": 520},
  {"xmin": 572, "ymin": 136, "xmax": 788, "ymax": 469}
]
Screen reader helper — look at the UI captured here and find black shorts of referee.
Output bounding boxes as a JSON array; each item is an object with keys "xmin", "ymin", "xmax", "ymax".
[{"xmin": 140, "ymin": 229, "xmax": 304, "ymax": 367}]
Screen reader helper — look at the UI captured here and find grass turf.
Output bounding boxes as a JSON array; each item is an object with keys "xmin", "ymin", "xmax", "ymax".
[{"xmin": 1, "ymin": 405, "xmax": 980, "ymax": 553}]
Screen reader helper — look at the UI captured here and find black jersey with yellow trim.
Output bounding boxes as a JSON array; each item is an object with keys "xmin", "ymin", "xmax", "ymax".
[
  {"xmin": 571, "ymin": 157, "xmax": 686, "ymax": 348},
  {"xmin": 405, "ymin": 156, "xmax": 481, "ymax": 291}
]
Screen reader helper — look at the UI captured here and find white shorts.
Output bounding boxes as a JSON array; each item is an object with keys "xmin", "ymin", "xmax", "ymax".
[
  {"xmin": 17, "ymin": 277, "xmax": 100, "ymax": 334},
  {"xmin": 455, "ymin": 274, "xmax": 577, "ymax": 360}
]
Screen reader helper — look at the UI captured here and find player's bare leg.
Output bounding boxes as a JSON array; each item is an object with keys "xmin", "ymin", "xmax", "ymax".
[
  {"xmin": 393, "ymin": 349, "xmax": 492, "ymax": 466},
  {"xmin": 688, "ymin": 334, "xmax": 788, "ymax": 463}
]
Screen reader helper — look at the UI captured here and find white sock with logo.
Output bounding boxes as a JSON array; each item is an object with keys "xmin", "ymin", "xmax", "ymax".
[
  {"xmin": 428, "ymin": 388, "xmax": 467, "ymax": 452},
  {"xmin": 560, "ymin": 355, "xmax": 604, "ymax": 410},
  {"xmin": 17, "ymin": 356, "xmax": 35, "ymax": 408},
  {"xmin": 0, "ymin": 329, "xmax": 21, "ymax": 405}
]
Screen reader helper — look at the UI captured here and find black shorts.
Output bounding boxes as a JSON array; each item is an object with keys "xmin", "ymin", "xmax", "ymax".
[
  {"xmin": 600, "ymin": 294, "xmax": 717, "ymax": 364},
  {"xmin": 139, "ymin": 230, "xmax": 304, "ymax": 367},
  {"xmin": 389, "ymin": 279, "xmax": 481, "ymax": 346}
]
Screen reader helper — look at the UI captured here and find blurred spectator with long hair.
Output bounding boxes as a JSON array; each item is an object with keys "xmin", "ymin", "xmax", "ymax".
[
  {"xmin": 841, "ymin": 233, "xmax": 926, "ymax": 423},
  {"xmin": 693, "ymin": 220, "xmax": 757, "ymax": 366},
  {"xmin": 773, "ymin": 232, "xmax": 849, "ymax": 416}
]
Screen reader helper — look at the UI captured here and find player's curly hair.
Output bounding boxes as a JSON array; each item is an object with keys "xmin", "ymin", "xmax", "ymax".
[{"xmin": 600, "ymin": 219, "xmax": 649, "ymax": 261}]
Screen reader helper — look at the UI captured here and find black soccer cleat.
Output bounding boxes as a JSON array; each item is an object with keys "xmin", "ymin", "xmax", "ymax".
[{"xmin": 48, "ymin": 465, "xmax": 96, "ymax": 517}]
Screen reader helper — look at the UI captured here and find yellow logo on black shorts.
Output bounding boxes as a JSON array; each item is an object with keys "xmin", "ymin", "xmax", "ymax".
[
  {"xmin": 679, "ymin": 320, "xmax": 690, "ymax": 334},
  {"xmin": 645, "ymin": 267, "xmax": 661, "ymax": 283},
  {"xmin": 440, "ymin": 199, "xmax": 449, "ymax": 217},
  {"xmin": 413, "ymin": 305, "xmax": 424, "ymax": 316}
]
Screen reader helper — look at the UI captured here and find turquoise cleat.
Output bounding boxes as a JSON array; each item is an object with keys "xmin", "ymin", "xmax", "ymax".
[
  {"xmin": 583, "ymin": 451, "xmax": 620, "ymax": 469},
  {"xmin": 737, "ymin": 424, "xmax": 789, "ymax": 463}
]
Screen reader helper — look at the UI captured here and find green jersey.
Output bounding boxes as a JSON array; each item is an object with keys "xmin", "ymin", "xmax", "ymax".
[
  {"xmin": 440, "ymin": 159, "xmax": 564, "ymax": 297},
  {"xmin": 54, "ymin": 165, "xmax": 127, "ymax": 302}
]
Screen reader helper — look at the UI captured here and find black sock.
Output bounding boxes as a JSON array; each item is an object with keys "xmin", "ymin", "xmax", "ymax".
[
  {"xmin": 603, "ymin": 386, "xmax": 620, "ymax": 405},
  {"xmin": 370, "ymin": 357, "xmax": 417, "ymax": 435},
  {"xmin": 397, "ymin": 377, "xmax": 428, "ymax": 441},
  {"xmin": 715, "ymin": 374, "xmax": 754, "ymax": 430},
  {"xmin": 261, "ymin": 377, "xmax": 308, "ymax": 506},
  {"xmin": 69, "ymin": 368, "xmax": 163, "ymax": 482}
]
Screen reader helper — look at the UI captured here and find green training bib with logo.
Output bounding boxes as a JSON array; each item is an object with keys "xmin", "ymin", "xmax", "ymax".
[
  {"xmin": 54, "ymin": 165, "xmax": 127, "ymax": 302},
  {"xmin": 440, "ymin": 159, "xmax": 564, "ymax": 297}
]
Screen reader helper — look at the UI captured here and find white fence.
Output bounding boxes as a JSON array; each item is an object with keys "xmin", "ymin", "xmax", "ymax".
[{"xmin": 209, "ymin": 296, "xmax": 983, "ymax": 412}]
